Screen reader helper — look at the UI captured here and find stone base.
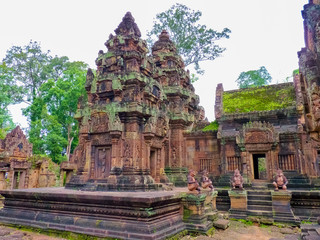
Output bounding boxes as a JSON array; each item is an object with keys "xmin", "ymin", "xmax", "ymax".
[
  {"xmin": 271, "ymin": 191, "xmax": 300, "ymax": 225},
  {"xmin": 66, "ymin": 167, "xmax": 172, "ymax": 191},
  {"xmin": 228, "ymin": 190, "xmax": 247, "ymax": 219},
  {"xmin": 165, "ymin": 167, "xmax": 188, "ymax": 187},
  {"xmin": 181, "ymin": 191, "xmax": 216, "ymax": 233},
  {"xmin": 0, "ymin": 187, "xmax": 185, "ymax": 240},
  {"xmin": 291, "ymin": 191, "xmax": 320, "ymax": 222}
]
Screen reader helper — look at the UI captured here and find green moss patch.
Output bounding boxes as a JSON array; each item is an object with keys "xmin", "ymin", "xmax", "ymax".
[
  {"xmin": 202, "ymin": 120, "xmax": 219, "ymax": 132},
  {"xmin": 223, "ymin": 83, "xmax": 296, "ymax": 113}
]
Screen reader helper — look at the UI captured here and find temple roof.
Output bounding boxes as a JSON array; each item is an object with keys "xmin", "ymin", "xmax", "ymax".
[{"xmin": 223, "ymin": 82, "xmax": 296, "ymax": 114}]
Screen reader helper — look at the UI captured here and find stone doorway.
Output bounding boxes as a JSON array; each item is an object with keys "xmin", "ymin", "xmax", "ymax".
[
  {"xmin": 150, "ymin": 149, "xmax": 157, "ymax": 179},
  {"xmin": 94, "ymin": 146, "xmax": 111, "ymax": 179},
  {"xmin": 12, "ymin": 170, "xmax": 26, "ymax": 189},
  {"xmin": 252, "ymin": 154, "xmax": 267, "ymax": 180}
]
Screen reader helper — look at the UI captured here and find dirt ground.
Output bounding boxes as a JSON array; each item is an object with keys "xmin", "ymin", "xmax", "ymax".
[
  {"xmin": 0, "ymin": 220, "xmax": 301, "ymax": 240},
  {"xmin": 181, "ymin": 220, "xmax": 301, "ymax": 240}
]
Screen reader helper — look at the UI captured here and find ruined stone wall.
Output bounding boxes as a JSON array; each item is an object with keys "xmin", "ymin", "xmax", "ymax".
[
  {"xmin": 185, "ymin": 132, "xmax": 220, "ymax": 177},
  {"xmin": 0, "ymin": 127, "xmax": 58, "ymax": 189}
]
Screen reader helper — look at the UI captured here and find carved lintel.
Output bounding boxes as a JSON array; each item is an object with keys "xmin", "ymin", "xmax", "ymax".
[
  {"xmin": 110, "ymin": 130, "xmax": 122, "ymax": 142},
  {"xmin": 143, "ymin": 133, "xmax": 155, "ymax": 143}
]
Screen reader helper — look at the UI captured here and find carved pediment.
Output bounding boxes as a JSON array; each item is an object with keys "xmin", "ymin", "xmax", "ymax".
[{"xmin": 236, "ymin": 121, "xmax": 279, "ymax": 145}]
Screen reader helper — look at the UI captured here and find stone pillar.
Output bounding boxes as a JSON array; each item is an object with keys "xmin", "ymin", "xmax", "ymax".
[
  {"xmin": 272, "ymin": 191, "xmax": 300, "ymax": 225},
  {"xmin": 181, "ymin": 191, "xmax": 214, "ymax": 234},
  {"xmin": 203, "ymin": 189, "xmax": 218, "ymax": 221},
  {"xmin": 228, "ymin": 190, "xmax": 247, "ymax": 219},
  {"xmin": 0, "ymin": 172, "xmax": 6, "ymax": 190}
]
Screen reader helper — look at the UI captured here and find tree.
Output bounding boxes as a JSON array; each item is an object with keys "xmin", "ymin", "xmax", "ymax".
[
  {"xmin": 147, "ymin": 3, "xmax": 230, "ymax": 77},
  {"xmin": 236, "ymin": 66, "xmax": 272, "ymax": 89},
  {"xmin": 4, "ymin": 41, "xmax": 88, "ymax": 163},
  {"xmin": 23, "ymin": 58, "xmax": 87, "ymax": 163},
  {"xmin": 3, "ymin": 40, "xmax": 52, "ymax": 104},
  {"xmin": 0, "ymin": 62, "xmax": 23, "ymax": 138},
  {"xmin": 40, "ymin": 59, "xmax": 87, "ymax": 162}
]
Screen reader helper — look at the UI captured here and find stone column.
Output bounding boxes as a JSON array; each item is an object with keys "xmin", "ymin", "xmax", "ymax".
[
  {"xmin": 228, "ymin": 190, "xmax": 247, "ymax": 219},
  {"xmin": 110, "ymin": 130, "xmax": 122, "ymax": 167},
  {"xmin": 272, "ymin": 191, "xmax": 300, "ymax": 225},
  {"xmin": 181, "ymin": 192, "xmax": 213, "ymax": 234},
  {"xmin": 0, "ymin": 172, "xmax": 6, "ymax": 190}
]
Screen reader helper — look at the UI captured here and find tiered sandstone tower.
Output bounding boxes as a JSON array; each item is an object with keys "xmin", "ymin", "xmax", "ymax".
[
  {"xmin": 295, "ymin": 0, "xmax": 320, "ymax": 177},
  {"xmin": 66, "ymin": 12, "xmax": 203, "ymax": 190}
]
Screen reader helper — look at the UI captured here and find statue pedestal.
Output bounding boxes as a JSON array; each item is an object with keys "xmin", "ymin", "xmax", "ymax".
[
  {"xmin": 228, "ymin": 190, "xmax": 247, "ymax": 219},
  {"xmin": 203, "ymin": 189, "xmax": 218, "ymax": 221},
  {"xmin": 181, "ymin": 191, "xmax": 215, "ymax": 233},
  {"xmin": 271, "ymin": 191, "xmax": 300, "ymax": 225}
]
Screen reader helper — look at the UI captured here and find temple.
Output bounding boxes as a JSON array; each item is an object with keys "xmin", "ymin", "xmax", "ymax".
[
  {"xmin": 0, "ymin": 126, "xmax": 57, "ymax": 190},
  {"xmin": 65, "ymin": 12, "xmax": 204, "ymax": 191},
  {"xmin": 64, "ymin": 4, "xmax": 320, "ymax": 189},
  {"xmin": 0, "ymin": 1, "xmax": 320, "ymax": 239}
]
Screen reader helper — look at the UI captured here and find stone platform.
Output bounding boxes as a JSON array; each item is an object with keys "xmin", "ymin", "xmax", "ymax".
[{"xmin": 0, "ymin": 187, "xmax": 186, "ymax": 240}]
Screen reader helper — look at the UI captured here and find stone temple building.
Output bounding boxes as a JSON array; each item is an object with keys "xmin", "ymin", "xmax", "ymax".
[
  {"xmin": 62, "ymin": 2, "xmax": 320, "ymax": 190},
  {"xmin": 64, "ymin": 12, "xmax": 204, "ymax": 191},
  {"xmin": 0, "ymin": 2, "xmax": 320, "ymax": 239},
  {"xmin": 0, "ymin": 126, "xmax": 57, "ymax": 190}
]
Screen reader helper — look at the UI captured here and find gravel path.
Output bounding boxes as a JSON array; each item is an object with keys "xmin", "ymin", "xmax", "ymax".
[{"xmin": 0, "ymin": 220, "xmax": 301, "ymax": 240}]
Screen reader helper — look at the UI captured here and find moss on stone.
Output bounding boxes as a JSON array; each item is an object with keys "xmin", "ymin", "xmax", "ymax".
[
  {"xmin": 223, "ymin": 83, "xmax": 296, "ymax": 113},
  {"xmin": 202, "ymin": 121, "xmax": 219, "ymax": 132},
  {"xmin": 166, "ymin": 230, "xmax": 188, "ymax": 240}
]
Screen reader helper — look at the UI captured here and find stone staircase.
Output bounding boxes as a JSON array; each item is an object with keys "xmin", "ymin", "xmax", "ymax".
[
  {"xmin": 247, "ymin": 190, "xmax": 273, "ymax": 222},
  {"xmin": 282, "ymin": 171, "xmax": 312, "ymax": 189},
  {"xmin": 216, "ymin": 189, "xmax": 231, "ymax": 211}
]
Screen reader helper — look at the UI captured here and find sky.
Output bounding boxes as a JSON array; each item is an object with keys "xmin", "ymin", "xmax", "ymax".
[{"xmin": 1, "ymin": 0, "xmax": 308, "ymax": 128}]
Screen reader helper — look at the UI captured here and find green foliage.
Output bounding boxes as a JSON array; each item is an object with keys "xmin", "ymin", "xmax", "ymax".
[
  {"xmin": 0, "ymin": 62, "xmax": 23, "ymax": 137},
  {"xmin": 258, "ymin": 157, "xmax": 266, "ymax": 172},
  {"xmin": 4, "ymin": 41, "xmax": 88, "ymax": 163},
  {"xmin": 260, "ymin": 224, "xmax": 268, "ymax": 228},
  {"xmin": 147, "ymin": 3, "xmax": 230, "ymax": 77},
  {"xmin": 166, "ymin": 230, "xmax": 188, "ymax": 240},
  {"xmin": 223, "ymin": 84, "xmax": 296, "ymax": 113},
  {"xmin": 236, "ymin": 66, "xmax": 272, "ymax": 89},
  {"xmin": 301, "ymin": 220, "xmax": 313, "ymax": 224},
  {"xmin": 237, "ymin": 219, "xmax": 254, "ymax": 226},
  {"xmin": 3, "ymin": 40, "xmax": 52, "ymax": 102},
  {"xmin": 293, "ymin": 69, "xmax": 299, "ymax": 75},
  {"xmin": 202, "ymin": 120, "xmax": 219, "ymax": 132}
]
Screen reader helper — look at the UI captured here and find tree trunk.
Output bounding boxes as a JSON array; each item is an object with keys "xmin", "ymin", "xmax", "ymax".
[{"xmin": 66, "ymin": 124, "xmax": 74, "ymax": 161}]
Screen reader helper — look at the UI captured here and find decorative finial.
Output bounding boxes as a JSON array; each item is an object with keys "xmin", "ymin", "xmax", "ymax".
[{"xmin": 114, "ymin": 12, "xmax": 141, "ymax": 37}]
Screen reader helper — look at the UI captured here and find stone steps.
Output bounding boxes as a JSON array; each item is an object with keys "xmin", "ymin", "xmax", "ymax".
[
  {"xmin": 216, "ymin": 190, "xmax": 230, "ymax": 211},
  {"xmin": 248, "ymin": 204, "xmax": 273, "ymax": 211},
  {"xmin": 247, "ymin": 190, "xmax": 273, "ymax": 218},
  {"xmin": 248, "ymin": 199, "xmax": 272, "ymax": 205},
  {"xmin": 247, "ymin": 209, "xmax": 273, "ymax": 217}
]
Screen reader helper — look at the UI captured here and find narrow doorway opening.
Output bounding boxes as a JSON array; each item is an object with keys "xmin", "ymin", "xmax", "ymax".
[
  {"xmin": 13, "ymin": 170, "xmax": 25, "ymax": 189},
  {"xmin": 253, "ymin": 154, "xmax": 267, "ymax": 180},
  {"xmin": 150, "ymin": 149, "xmax": 156, "ymax": 179},
  {"xmin": 13, "ymin": 171, "xmax": 20, "ymax": 189}
]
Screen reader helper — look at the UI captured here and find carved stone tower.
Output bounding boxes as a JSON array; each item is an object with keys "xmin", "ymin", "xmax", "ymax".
[{"xmin": 66, "ymin": 13, "xmax": 204, "ymax": 190}]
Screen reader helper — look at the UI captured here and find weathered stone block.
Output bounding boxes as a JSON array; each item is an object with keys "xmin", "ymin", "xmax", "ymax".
[{"xmin": 228, "ymin": 190, "xmax": 247, "ymax": 210}]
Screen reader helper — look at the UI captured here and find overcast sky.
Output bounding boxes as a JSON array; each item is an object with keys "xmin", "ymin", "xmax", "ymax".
[{"xmin": 1, "ymin": 0, "xmax": 307, "ymax": 128}]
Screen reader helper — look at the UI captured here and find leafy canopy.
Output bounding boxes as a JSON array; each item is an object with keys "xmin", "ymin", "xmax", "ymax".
[
  {"xmin": 3, "ymin": 40, "xmax": 52, "ymax": 103},
  {"xmin": 236, "ymin": 66, "xmax": 272, "ymax": 89},
  {"xmin": 147, "ymin": 3, "xmax": 230, "ymax": 76},
  {"xmin": 4, "ymin": 41, "xmax": 88, "ymax": 163},
  {"xmin": 0, "ymin": 62, "xmax": 23, "ymax": 138}
]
